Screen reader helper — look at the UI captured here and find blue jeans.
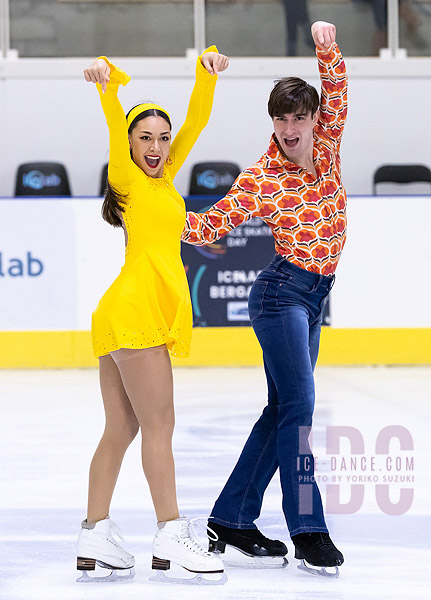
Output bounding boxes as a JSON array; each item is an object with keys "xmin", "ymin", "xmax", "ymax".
[{"xmin": 210, "ymin": 254, "xmax": 335, "ymax": 536}]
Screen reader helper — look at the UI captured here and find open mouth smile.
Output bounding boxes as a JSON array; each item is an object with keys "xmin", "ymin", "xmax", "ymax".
[
  {"xmin": 284, "ymin": 137, "xmax": 299, "ymax": 148},
  {"xmin": 144, "ymin": 156, "xmax": 161, "ymax": 169}
]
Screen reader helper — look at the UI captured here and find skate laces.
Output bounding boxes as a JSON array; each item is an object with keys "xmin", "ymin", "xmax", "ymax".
[
  {"xmin": 179, "ymin": 518, "xmax": 213, "ymax": 556},
  {"xmin": 317, "ymin": 534, "xmax": 343, "ymax": 562},
  {"xmin": 311, "ymin": 533, "xmax": 333, "ymax": 550},
  {"xmin": 297, "ymin": 532, "xmax": 343, "ymax": 565},
  {"xmin": 188, "ymin": 517, "xmax": 219, "ymax": 543}
]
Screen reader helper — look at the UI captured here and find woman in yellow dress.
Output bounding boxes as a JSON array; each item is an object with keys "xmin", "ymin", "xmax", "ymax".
[{"xmin": 76, "ymin": 48, "xmax": 229, "ymax": 585}]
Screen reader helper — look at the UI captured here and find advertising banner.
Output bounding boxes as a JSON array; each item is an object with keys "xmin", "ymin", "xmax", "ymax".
[
  {"xmin": 12, "ymin": 194, "xmax": 431, "ymax": 332},
  {"xmin": 182, "ymin": 197, "xmax": 331, "ymax": 327},
  {"xmin": 0, "ymin": 199, "xmax": 77, "ymax": 329}
]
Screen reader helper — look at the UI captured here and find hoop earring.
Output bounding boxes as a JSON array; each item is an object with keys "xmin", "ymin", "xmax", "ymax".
[{"xmin": 166, "ymin": 156, "xmax": 173, "ymax": 166}]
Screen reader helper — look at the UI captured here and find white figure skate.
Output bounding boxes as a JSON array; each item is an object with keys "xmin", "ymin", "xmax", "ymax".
[
  {"xmin": 150, "ymin": 517, "xmax": 227, "ymax": 585},
  {"xmin": 76, "ymin": 517, "xmax": 135, "ymax": 582}
]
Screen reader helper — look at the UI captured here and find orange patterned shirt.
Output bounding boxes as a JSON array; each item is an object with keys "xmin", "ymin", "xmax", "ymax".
[{"xmin": 182, "ymin": 44, "xmax": 348, "ymax": 276}]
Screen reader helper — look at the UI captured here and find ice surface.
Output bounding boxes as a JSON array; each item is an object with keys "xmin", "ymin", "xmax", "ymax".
[{"xmin": 1, "ymin": 367, "xmax": 430, "ymax": 599}]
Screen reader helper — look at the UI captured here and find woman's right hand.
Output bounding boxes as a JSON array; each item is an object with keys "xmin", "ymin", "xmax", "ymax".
[{"xmin": 84, "ymin": 58, "xmax": 111, "ymax": 93}]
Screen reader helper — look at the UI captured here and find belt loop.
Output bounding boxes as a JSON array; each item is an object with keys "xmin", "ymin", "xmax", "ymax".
[
  {"xmin": 274, "ymin": 254, "xmax": 283, "ymax": 271},
  {"xmin": 311, "ymin": 275, "xmax": 323, "ymax": 293}
]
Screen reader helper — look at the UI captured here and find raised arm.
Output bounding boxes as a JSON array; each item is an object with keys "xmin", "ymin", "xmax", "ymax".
[
  {"xmin": 84, "ymin": 57, "xmax": 132, "ymax": 189},
  {"xmin": 182, "ymin": 174, "xmax": 262, "ymax": 245},
  {"xmin": 169, "ymin": 46, "xmax": 229, "ymax": 178},
  {"xmin": 311, "ymin": 22, "xmax": 348, "ymax": 145}
]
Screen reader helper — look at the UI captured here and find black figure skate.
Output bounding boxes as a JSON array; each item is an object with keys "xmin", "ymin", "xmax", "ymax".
[
  {"xmin": 208, "ymin": 521, "xmax": 288, "ymax": 569},
  {"xmin": 292, "ymin": 532, "xmax": 344, "ymax": 578}
]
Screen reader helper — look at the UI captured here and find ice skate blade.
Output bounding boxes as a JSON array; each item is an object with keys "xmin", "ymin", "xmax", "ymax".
[
  {"xmin": 212, "ymin": 548, "xmax": 288, "ymax": 570},
  {"xmin": 150, "ymin": 569, "xmax": 227, "ymax": 585},
  {"xmin": 297, "ymin": 559, "xmax": 339, "ymax": 578},
  {"xmin": 76, "ymin": 566, "xmax": 135, "ymax": 583}
]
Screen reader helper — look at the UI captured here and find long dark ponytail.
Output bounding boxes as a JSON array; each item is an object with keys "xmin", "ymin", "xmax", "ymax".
[
  {"xmin": 101, "ymin": 183, "xmax": 127, "ymax": 228},
  {"xmin": 101, "ymin": 107, "xmax": 172, "ymax": 227}
]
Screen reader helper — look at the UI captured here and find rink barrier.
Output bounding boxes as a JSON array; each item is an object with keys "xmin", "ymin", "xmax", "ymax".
[{"xmin": 0, "ymin": 328, "xmax": 430, "ymax": 368}]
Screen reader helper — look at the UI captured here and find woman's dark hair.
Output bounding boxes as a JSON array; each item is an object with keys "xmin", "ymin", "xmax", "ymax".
[
  {"xmin": 102, "ymin": 107, "xmax": 172, "ymax": 227},
  {"xmin": 268, "ymin": 77, "xmax": 319, "ymax": 119},
  {"xmin": 102, "ymin": 183, "xmax": 127, "ymax": 228},
  {"xmin": 126, "ymin": 106, "xmax": 171, "ymax": 132}
]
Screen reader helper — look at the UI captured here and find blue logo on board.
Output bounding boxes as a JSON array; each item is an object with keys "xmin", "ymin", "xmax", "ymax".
[{"xmin": 0, "ymin": 252, "xmax": 44, "ymax": 277}]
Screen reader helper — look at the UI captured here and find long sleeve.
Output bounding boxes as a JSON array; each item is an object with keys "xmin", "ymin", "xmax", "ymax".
[
  {"xmin": 182, "ymin": 175, "xmax": 262, "ymax": 245},
  {"xmin": 168, "ymin": 46, "xmax": 219, "ymax": 179},
  {"xmin": 316, "ymin": 43, "xmax": 348, "ymax": 146},
  {"xmin": 96, "ymin": 57, "xmax": 133, "ymax": 190}
]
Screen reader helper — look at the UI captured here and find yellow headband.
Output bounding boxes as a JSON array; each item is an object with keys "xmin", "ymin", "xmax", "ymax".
[{"xmin": 126, "ymin": 103, "xmax": 171, "ymax": 128}]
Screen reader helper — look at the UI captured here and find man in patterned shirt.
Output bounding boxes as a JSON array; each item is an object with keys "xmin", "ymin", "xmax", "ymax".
[{"xmin": 182, "ymin": 21, "xmax": 346, "ymax": 576}]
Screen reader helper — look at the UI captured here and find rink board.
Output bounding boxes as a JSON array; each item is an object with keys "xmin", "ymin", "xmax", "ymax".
[
  {"xmin": 0, "ymin": 327, "xmax": 430, "ymax": 368},
  {"xmin": 0, "ymin": 195, "xmax": 430, "ymax": 367}
]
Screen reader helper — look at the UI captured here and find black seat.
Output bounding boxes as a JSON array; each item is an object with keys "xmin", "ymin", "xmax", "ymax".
[
  {"xmin": 100, "ymin": 163, "xmax": 109, "ymax": 196},
  {"xmin": 189, "ymin": 161, "xmax": 241, "ymax": 196},
  {"xmin": 373, "ymin": 164, "xmax": 431, "ymax": 195},
  {"xmin": 15, "ymin": 162, "xmax": 71, "ymax": 196}
]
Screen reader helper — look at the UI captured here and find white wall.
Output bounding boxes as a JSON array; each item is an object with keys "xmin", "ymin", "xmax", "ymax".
[
  {"xmin": 1, "ymin": 56, "xmax": 431, "ymax": 198},
  {"xmin": 0, "ymin": 196, "xmax": 430, "ymax": 331},
  {"xmin": 332, "ymin": 196, "xmax": 431, "ymax": 328}
]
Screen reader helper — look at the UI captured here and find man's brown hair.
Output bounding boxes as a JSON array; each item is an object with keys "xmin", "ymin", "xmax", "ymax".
[{"xmin": 268, "ymin": 77, "xmax": 319, "ymax": 118}]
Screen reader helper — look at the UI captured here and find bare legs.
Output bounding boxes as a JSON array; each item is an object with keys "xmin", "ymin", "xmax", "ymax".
[{"xmin": 86, "ymin": 345, "xmax": 179, "ymax": 524}]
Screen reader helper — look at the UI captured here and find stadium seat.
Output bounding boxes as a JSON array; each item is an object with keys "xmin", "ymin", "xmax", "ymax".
[
  {"xmin": 189, "ymin": 161, "xmax": 241, "ymax": 196},
  {"xmin": 373, "ymin": 164, "xmax": 431, "ymax": 195},
  {"xmin": 14, "ymin": 162, "xmax": 71, "ymax": 196}
]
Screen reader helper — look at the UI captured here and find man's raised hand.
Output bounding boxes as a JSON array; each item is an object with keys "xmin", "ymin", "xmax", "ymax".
[{"xmin": 311, "ymin": 22, "xmax": 336, "ymax": 51}]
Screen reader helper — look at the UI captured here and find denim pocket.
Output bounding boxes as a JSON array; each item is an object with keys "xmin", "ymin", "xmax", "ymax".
[
  {"xmin": 248, "ymin": 280, "xmax": 268, "ymax": 323},
  {"xmin": 282, "ymin": 274, "xmax": 315, "ymax": 293}
]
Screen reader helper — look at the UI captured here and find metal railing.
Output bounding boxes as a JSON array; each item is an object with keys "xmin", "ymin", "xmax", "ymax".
[
  {"xmin": 0, "ymin": 0, "xmax": 10, "ymax": 59},
  {"xmin": 0, "ymin": 0, "xmax": 415, "ymax": 60}
]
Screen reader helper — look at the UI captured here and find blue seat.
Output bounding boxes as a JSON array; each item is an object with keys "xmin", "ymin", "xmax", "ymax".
[{"xmin": 100, "ymin": 163, "xmax": 109, "ymax": 196}]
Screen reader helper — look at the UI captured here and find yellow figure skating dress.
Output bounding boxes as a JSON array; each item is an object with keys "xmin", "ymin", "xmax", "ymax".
[{"xmin": 91, "ymin": 48, "xmax": 218, "ymax": 358}]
